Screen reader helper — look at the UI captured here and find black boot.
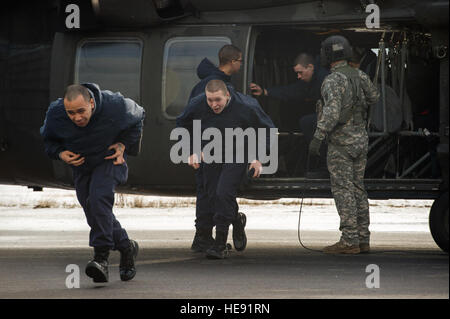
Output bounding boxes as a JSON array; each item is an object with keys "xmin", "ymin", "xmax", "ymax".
[
  {"xmin": 119, "ymin": 239, "xmax": 139, "ymax": 281},
  {"xmin": 232, "ymin": 212, "xmax": 247, "ymax": 252},
  {"xmin": 191, "ymin": 227, "xmax": 214, "ymax": 253},
  {"xmin": 206, "ymin": 229, "xmax": 229, "ymax": 259},
  {"xmin": 85, "ymin": 247, "xmax": 109, "ymax": 283}
]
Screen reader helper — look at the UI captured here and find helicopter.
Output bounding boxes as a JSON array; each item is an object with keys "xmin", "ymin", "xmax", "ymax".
[{"xmin": 0, "ymin": 0, "xmax": 448, "ymax": 252}]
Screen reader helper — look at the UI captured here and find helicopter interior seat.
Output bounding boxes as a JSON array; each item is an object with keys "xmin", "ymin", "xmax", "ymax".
[{"xmin": 361, "ymin": 33, "xmax": 442, "ymax": 179}]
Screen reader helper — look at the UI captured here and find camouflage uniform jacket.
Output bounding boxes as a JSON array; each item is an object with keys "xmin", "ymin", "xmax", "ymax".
[{"xmin": 314, "ymin": 61, "xmax": 379, "ymax": 148}]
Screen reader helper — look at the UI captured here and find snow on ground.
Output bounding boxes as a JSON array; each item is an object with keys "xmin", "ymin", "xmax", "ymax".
[{"xmin": 0, "ymin": 185, "xmax": 432, "ymax": 232}]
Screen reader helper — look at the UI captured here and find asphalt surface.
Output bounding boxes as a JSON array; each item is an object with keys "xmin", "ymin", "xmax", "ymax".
[{"xmin": 0, "ymin": 229, "xmax": 448, "ymax": 299}]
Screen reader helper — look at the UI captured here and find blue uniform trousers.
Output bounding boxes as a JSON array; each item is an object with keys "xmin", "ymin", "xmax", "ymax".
[
  {"xmin": 73, "ymin": 160, "xmax": 130, "ymax": 250},
  {"xmin": 195, "ymin": 163, "xmax": 247, "ymax": 232}
]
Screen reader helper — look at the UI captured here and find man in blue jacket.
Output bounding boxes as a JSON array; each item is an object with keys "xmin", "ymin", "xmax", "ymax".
[
  {"xmin": 250, "ymin": 53, "xmax": 330, "ymax": 175},
  {"xmin": 189, "ymin": 44, "xmax": 243, "ymax": 100},
  {"xmin": 40, "ymin": 83, "xmax": 145, "ymax": 283},
  {"xmin": 187, "ymin": 45, "xmax": 247, "ymax": 254},
  {"xmin": 177, "ymin": 80, "xmax": 276, "ymax": 259}
]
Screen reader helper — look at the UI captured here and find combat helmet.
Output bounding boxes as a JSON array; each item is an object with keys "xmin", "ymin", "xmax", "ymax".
[{"xmin": 320, "ymin": 35, "xmax": 353, "ymax": 68}]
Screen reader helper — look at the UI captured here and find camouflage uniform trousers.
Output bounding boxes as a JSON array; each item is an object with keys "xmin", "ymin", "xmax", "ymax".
[{"xmin": 327, "ymin": 142, "xmax": 370, "ymax": 246}]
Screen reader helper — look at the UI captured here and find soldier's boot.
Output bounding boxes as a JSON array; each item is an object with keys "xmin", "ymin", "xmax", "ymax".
[
  {"xmin": 206, "ymin": 230, "xmax": 230, "ymax": 259},
  {"xmin": 119, "ymin": 239, "xmax": 139, "ymax": 281},
  {"xmin": 232, "ymin": 212, "xmax": 247, "ymax": 252},
  {"xmin": 323, "ymin": 241, "xmax": 360, "ymax": 254},
  {"xmin": 191, "ymin": 227, "xmax": 214, "ymax": 253},
  {"xmin": 359, "ymin": 243, "xmax": 370, "ymax": 253},
  {"xmin": 85, "ymin": 247, "xmax": 110, "ymax": 283}
]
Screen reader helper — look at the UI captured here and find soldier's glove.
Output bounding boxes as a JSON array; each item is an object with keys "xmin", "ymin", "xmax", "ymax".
[{"xmin": 308, "ymin": 137, "xmax": 322, "ymax": 157}]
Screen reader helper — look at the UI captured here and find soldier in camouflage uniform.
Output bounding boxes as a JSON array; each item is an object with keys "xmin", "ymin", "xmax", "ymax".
[{"xmin": 309, "ymin": 35, "xmax": 380, "ymax": 254}]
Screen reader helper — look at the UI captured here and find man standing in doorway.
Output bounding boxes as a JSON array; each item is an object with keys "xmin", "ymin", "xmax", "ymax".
[{"xmin": 250, "ymin": 53, "xmax": 329, "ymax": 175}]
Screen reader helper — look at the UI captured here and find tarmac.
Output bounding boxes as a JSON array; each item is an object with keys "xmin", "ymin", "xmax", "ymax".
[
  {"xmin": 0, "ymin": 189, "xmax": 447, "ymax": 301},
  {"xmin": 0, "ymin": 228, "xmax": 447, "ymax": 299}
]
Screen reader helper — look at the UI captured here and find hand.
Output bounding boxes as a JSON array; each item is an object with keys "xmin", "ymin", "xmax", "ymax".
[
  {"xmin": 188, "ymin": 153, "xmax": 202, "ymax": 170},
  {"xmin": 248, "ymin": 160, "xmax": 263, "ymax": 178},
  {"xmin": 59, "ymin": 150, "xmax": 85, "ymax": 167},
  {"xmin": 249, "ymin": 83, "xmax": 265, "ymax": 96},
  {"xmin": 104, "ymin": 142, "xmax": 126, "ymax": 165},
  {"xmin": 308, "ymin": 137, "xmax": 322, "ymax": 157}
]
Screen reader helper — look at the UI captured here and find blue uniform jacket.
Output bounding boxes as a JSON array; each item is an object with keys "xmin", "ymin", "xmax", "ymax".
[
  {"xmin": 267, "ymin": 61, "xmax": 329, "ymax": 113},
  {"xmin": 177, "ymin": 86, "xmax": 276, "ymax": 162},
  {"xmin": 40, "ymin": 83, "xmax": 145, "ymax": 171},
  {"xmin": 188, "ymin": 58, "xmax": 232, "ymax": 101}
]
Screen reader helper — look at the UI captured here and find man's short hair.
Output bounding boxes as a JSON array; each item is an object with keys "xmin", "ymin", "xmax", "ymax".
[
  {"xmin": 218, "ymin": 44, "xmax": 242, "ymax": 66},
  {"xmin": 64, "ymin": 84, "xmax": 91, "ymax": 102},
  {"xmin": 205, "ymin": 79, "xmax": 228, "ymax": 95},
  {"xmin": 293, "ymin": 53, "xmax": 315, "ymax": 68}
]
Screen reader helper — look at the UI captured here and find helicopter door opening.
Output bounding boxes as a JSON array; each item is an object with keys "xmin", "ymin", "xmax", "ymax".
[{"xmin": 249, "ymin": 26, "xmax": 442, "ymax": 181}]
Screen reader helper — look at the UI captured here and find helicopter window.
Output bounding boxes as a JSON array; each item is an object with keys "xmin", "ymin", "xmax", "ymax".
[
  {"xmin": 162, "ymin": 36, "xmax": 231, "ymax": 119},
  {"xmin": 75, "ymin": 39, "xmax": 143, "ymax": 103}
]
